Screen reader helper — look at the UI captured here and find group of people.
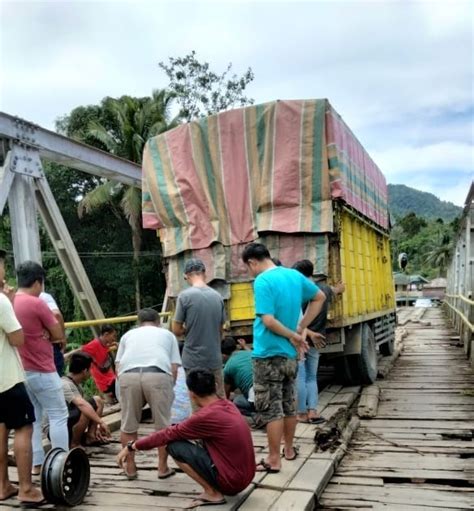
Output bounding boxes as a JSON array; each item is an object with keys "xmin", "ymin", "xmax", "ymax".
[
  {"xmin": 0, "ymin": 242, "xmax": 343, "ymax": 509},
  {"xmin": 0, "ymin": 254, "xmax": 114, "ymax": 507},
  {"xmin": 118, "ymin": 243, "xmax": 344, "ymax": 505}
]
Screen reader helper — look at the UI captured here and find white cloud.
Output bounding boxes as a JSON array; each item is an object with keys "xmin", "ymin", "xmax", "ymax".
[
  {"xmin": 0, "ymin": 0, "xmax": 472, "ymax": 206},
  {"xmin": 371, "ymin": 142, "xmax": 473, "ymax": 176}
]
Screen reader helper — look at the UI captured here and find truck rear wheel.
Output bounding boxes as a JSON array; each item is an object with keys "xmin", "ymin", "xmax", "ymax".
[
  {"xmin": 349, "ymin": 323, "xmax": 378, "ymax": 384},
  {"xmin": 335, "ymin": 323, "xmax": 377, "ymax": 385}
]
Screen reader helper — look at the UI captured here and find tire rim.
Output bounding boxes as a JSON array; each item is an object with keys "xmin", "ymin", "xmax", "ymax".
[{"xmin": 41, "ymin": 447, "xmax": 90, "ymax": 506}]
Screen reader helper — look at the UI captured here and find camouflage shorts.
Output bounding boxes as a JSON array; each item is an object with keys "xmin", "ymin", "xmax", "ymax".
[{"xmin": 252, "ymin": 357, "xmax": 298, "ymax": 424}]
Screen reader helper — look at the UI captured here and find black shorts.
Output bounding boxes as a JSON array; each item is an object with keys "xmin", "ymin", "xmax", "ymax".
[
  {"xmin": 67, "ymin": 397, "xmax": 97, "ymax": 437},
  {"xmin": 0, "ymin": 382, "xmax": 35, "ymax": 430},
  {"xmin": 167, "ymin": 440, "xmax": 220, "ymax": 491}
]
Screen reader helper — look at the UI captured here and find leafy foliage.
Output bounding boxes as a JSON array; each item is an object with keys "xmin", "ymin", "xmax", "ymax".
[
  {"xmin": 396, "ymin": 212, "xmax": 427, "ymax": 237},
  {"xmin": 62, "ymin": 91, "xmax": 177, "ymax": 310},
  {"xmin": 390, "ymin": 211, "xmax": 458, "ymax": 278},
  {"xmin": 159, "ymin": 50, "xmax": 255, "ymax": 121},
  {"xmin": 0, "ymin": 161, "xmax": 166, "ymax": 347}
]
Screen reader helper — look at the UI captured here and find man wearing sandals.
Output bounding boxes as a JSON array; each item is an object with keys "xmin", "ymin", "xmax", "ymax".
[
  {"xmin": 117, "ymin": 369, "xmax": 255, "ymax": 509},
  {"xmin": 241, "ymin": 243, "xmax": 326, "ymax": 473},
  {"xmin": 0, "ymin": 248, "xmax": 45, "ymax": 508},
  {"xmin": 61, "ymin": 352, "xmax": 111, "ymax": 447},
  {"xmin": 116, "ymin": 308, "xmax": 181, "ymax": 480}
]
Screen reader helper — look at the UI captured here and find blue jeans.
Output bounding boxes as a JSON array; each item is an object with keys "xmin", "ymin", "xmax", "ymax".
[
  {"xmin": 233, "ymin": 393, "xmax": 256, "ymax": 417},
  {"xmin": 25, "ymin": 371, "xmax": 69, "ymax": 466},
  {"xmin": 296, "ymin": 347, "xmax": 320, "ymax": 414}
]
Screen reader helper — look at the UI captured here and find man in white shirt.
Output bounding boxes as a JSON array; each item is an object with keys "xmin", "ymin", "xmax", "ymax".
[
  {"xmin": 0, "ymin": 248, "xmax": 45, "ymax": 507},
  {"xmin": 116, "ymin": 308, "xmax": 181, "ymax": 480}
]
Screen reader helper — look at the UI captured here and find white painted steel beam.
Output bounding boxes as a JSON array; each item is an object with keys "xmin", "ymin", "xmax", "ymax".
[
  {"xmin": 8, "ymin": 173, "xmax": 42, "ymax": 265},
  {"xmin": 0, "ymin": 112, "xmax": 141, "ymax": 187}
]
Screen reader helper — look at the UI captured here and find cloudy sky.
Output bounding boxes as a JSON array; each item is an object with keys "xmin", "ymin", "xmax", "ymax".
[{"xmin": 1, "ymin": 0, "xmax": 472, "ymax": 205}]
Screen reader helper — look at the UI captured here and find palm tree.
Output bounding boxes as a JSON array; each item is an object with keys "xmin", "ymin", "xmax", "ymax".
[
  {"xmin": 78, "ymin": 90, "xmax": 179, "ymax": 310},
  {"xmin": 424, "ymin": 233, "xmax": 454, "ymax": 277}
]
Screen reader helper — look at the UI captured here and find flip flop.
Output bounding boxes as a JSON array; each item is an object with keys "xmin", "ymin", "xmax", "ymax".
[
  {"xmin": 20, "ymin": 497, "xmax": 49, "ymax": 508},
  {"xmin": 255, "ymin": 458, "xmax": 280, "ymax": 473},
  {"xmin": 121, "ymin": 461, "xmax": 138, "ymax": 480},
  {"xmin": 281, "ymin": 445, "xmax": 299, "ymax": 461},
  {"xmin": 0, "ymin": 487, "xmax": 18, "ymax": 501},
  {"xmin": 308, "ymin": 416, "xmax": 326, "ymax": 424},
  {"xmin": 185, "ymin": 497, "xmax": 227, "ymax": 508},
  {"xmin": 158, "ymin": 468, "xmax": 176, "ymax": 479}
]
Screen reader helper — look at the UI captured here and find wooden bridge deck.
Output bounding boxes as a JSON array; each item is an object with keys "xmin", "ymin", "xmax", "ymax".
[
  {"xmin": 319, "ymin": 307, "xmax": 474, "ymax": 510},
  {"xmin": 2, "ymin": 307, "xmax": 473, "ymax": 510}
]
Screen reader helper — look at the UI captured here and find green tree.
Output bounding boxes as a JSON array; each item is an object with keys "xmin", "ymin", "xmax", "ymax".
[
  {"xmin": 40, "ymin": 162, "xmax": 166, "ymax": 332},
  {"xmin": 424, "ymin": 233, "xmax": 454, "ymax": 277},
  {"xmin": 397, "ymin": 212, "xmax": 427, "ymax": 237},
  {"xmin": 64, "ymin": 90, "xmax": 177, "ymax": 310},
  {"xmin": 159, "ymin": 50, "xmax": 255, "ymax": 121}
]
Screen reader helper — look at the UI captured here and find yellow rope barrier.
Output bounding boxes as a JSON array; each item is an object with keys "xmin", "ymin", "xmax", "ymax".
[
  {"xmin": 64, "ymin": 312, "xmax": 171, "ymax": 329},
  {"xmin": 443, "ymin": 299, "xmax": 474, "ymax": 332},
  {"xmin": 445, "ymin": 293, "xmax": 474, "ymax": 306}
]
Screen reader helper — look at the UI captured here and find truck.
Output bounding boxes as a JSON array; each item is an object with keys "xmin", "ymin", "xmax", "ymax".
[{"xmin": 141, "ymin": 99, "xmax": 396, "ymax": 385}]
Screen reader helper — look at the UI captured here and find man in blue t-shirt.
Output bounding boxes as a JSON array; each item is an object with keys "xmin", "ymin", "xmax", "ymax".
[{"xmin": 241, "ymin": 243, "xmax": 326, "ymax": 473}]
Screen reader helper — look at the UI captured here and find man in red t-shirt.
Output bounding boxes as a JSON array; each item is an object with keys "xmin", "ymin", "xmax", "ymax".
[
  {"xmin": 117, "ymin": 369, "xmax": 255, "ymax": 509},
  {"xmin": 13, "ymin": 261, "xmax": 69, "ymax": 474},
  {"xmin": 82, "ymin": 325, "xmax": 117, "ymax": 400}
]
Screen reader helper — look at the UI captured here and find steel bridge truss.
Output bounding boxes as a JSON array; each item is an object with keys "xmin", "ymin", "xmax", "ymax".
[{"xmin": 0, "ymin": 112, "xmax": 142, "ymax": 324}]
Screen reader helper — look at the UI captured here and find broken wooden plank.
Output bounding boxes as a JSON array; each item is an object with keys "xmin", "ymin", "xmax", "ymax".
[{"xmin": 358, "ymin": 384, "xmax": 380, "ymax": 418}]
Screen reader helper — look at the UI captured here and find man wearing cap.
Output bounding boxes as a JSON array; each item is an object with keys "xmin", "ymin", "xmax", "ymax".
[
  {"xmin": 172, "ymin": 259, "xmax": 226, "ymax": 401},
  {"xmin": 0, "ymin": 249, "xmax": 45, "ymax": 506}
]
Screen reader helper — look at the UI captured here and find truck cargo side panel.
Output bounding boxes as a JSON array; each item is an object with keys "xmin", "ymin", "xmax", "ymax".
[{"xmin": 338, "ymin": 209, "xmax": 395, "ymax": 325}]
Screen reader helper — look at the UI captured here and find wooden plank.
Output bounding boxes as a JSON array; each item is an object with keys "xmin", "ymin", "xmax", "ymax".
[
  {"xmin": 359, "ymin": 419, "xmax": 474, "ymax": 430},
  {"xmin": 339, "ymin": 452, "xmax": 468, "ymax": 471},
  {"xmin": 204, "ymin": 484, "xmax": 256, "ymax": 511},
  {"xmin": 239, "ymin": 489, "xmax": 281, "ymax": 511},
  {"xmin": 322, "ymin": 484, "xmax": 474, "ymax": 508},
  {"xmin": 358, "ymin": 385, "xmax": 380, "ymax": 418},
  {"xmin": 259, "ymin": 456, "xmax": 306, "ymax": 488},
  {"xmin": 324, "ymin": 385, "xmax": 343, "ymax": 394},
  {"xmin": 270, "ymin": 490, "xmax": 314, "ymax": 510},
  {"xmin": 374, "ymin": 412, "xmax": 474, "ymax": 420},
  {"xmin": 329, "ymin": 391, "xmax": 358, "ymax": 406},
  {"xmin": 339, "ymin": 385, "xmax": 362, "ymax": 394},
  {"xmin": 288, "ymin": 459, "xmax": 334, "ymax": 495},
  {"xmin": 329, "ymin": 476, "xmax": 384, "ymax": 486},
  {"xmin": 336, "ymin": 468, "xmax": 471, "ymax": 481},
  {"xmin": 320, "ymin": 499, "xmax": 462, "ymax": 511}
]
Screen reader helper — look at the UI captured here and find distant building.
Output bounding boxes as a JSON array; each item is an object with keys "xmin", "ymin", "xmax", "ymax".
[
  {"xmin": 423, "ymin": 278, "xmax": 447, "ymax": 300},
  {"xmin": 408, "ymin": 275, "xmax": 430, "ymax": 291},
  {"xmin": 394, "ymin": 273, "xmax": 430, "ymax": 306}
]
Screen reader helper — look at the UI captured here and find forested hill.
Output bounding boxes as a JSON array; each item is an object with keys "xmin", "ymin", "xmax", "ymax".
[{"xmin": 388, "ymin": 184, "xmax": 462, "ymax": 221}]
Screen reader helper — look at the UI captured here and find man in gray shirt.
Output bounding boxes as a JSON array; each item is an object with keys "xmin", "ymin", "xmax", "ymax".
[{"xmin": 172, "ymin": 259, "xmax": 226, "ymax": 400}]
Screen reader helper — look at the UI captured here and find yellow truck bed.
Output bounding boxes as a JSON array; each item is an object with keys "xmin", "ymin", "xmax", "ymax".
[{"xmin": 228, "ymin": 208, "xmax": 395, "ymax": 329}]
